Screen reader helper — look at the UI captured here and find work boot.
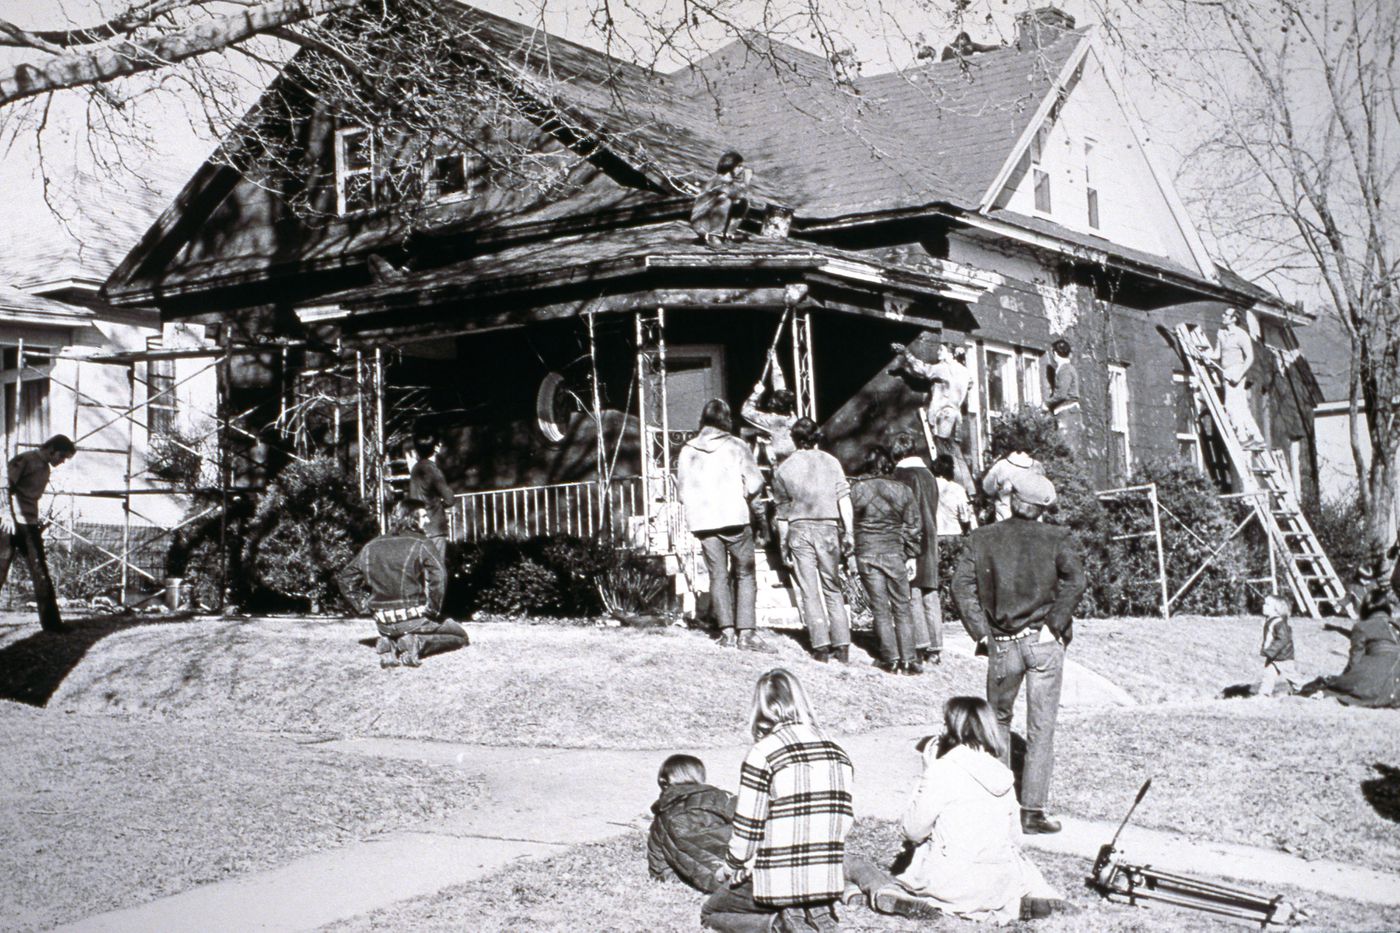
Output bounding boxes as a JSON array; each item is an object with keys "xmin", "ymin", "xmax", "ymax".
[
  {"xmin": 738, "ymin": 631, "xmax": 777, "ymax": 654},
  {"xmin": 397, "ymin": 634, "xmax": 423, "ymax": 668},
  {"xmin": 811, "ymin": 646, "xmax": 831, "ymax": 663},
  {"xmin": 873, "ymin": 885, "xmax": 942, "ymax": 919},
  {"xmin": 717, "ymin": 629, "xmax": 739, "ymax": 648},
  {"xmin": 1020, "ymin": 810, "xmax": 1062, "ymax": 835},
  {"xmin": 874, "ymin": 659, "xmax": 902, "ymax": 675},
  {"xmin": 903, "ymin": 659, "xmax": 925, "ymax": 675},
  {"xmin": 831, "ymin": 645, "xmax": 850, "ymax": 663},
  {"xmin": 376, "ymin": 637, "xmax": 400, "ymax": 669}
]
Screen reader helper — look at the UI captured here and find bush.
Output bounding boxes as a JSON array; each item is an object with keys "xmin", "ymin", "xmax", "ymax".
[
  {"xmin": 242, "ymin": 457, "xmax": 378, "ymax": 612},
  {"xmin": 449, "ymin": 535, "xmax": 616, "ymax": 618},
  {"xmin": 1304, "ymin": 489, "xmax": 1368, "ymax": 587}
]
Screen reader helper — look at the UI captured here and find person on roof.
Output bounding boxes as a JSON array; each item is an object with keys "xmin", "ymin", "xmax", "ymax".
[{"xmin": 691, "ymin": 151, "xmax": 752, "ymax": 246}]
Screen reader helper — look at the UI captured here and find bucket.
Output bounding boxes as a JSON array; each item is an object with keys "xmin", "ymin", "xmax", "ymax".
[{"xmin": 163, "ymin": 577, "xmax": 184, "ymax": 611}]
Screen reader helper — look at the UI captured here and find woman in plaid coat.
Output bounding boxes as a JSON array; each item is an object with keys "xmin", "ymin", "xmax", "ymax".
[{"xmin": 701, "ymin": 669, "xmax": 855, "ymax": 933}]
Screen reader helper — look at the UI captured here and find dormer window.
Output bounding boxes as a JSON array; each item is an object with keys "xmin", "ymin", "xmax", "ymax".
[
  {"xmin": 334, "ymin": 126, "xmax": 376, "ymax": 215},
  {"xmin": 1084, "ymin": 138, "xmax": 1100, "ymax": 229}
]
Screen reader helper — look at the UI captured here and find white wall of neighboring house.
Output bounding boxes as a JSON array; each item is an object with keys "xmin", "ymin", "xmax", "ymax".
[
  {"xmin": 1313, "ymin": 401, "xmax": 1370, "ymax": 503},
  {"xmin": 6, "ymin": 318, "xmax": 218, "ymax": 531},
  {"xmin": 995, "ymin": 49, "xmax": 1205, "ymax": 274}
]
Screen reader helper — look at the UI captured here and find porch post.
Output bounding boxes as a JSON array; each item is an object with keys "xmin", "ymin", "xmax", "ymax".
[
  {"xmin": 791, "ymin": 307, "xmax": 816, "ymax": 420},
  {"xmin": 586, "ymin": 311, "xmax": 607, "ymax": 528},
  {"xmin": 635, "ymin": 308, "xmax": 671, "ymax": 552}
]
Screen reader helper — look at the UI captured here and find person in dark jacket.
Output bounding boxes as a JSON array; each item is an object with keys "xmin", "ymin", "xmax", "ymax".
[
  {"xmin": 1256, "ymin": 594, "xmax": 1302, "ymax": 696},
  {"xmin": 339, "ymin": 498, "xmax": 468, "ymax": 668},
  {"xmin": 952, "ymin": 472, "xmax": 1087, "ymax": 835},
  {"xmin": 1301, "ymin": 563, "xmax": 1400, "ymax": 708},
  {"xmin": 648, "ymin": 754, "xmax": 737, "ymax": 893},
  {"xmin": 851, "ymin": 445, "xmax": 924, "ymax": 674},
  {"xmin": 408, "ymin": 432, "xmax": 454, "ymax": 559},
  {"xmin": 891, "ymin": 433, "xmax": 942, "ymax": 666}
]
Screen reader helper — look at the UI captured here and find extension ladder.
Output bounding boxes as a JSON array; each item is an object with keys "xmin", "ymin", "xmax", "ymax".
[{"xmin": 1173, "ymin": 322, "xmax": 1350, "ymax": 618}]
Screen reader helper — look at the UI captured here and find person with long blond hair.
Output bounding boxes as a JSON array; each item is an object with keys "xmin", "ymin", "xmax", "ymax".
[
  {"xmin": 701, "ymin": 669, "xmax": 854, "ymax": 933},
  {"xmin": 845, "ymin": 696, "xmax": 1062, "ymax": 922}
]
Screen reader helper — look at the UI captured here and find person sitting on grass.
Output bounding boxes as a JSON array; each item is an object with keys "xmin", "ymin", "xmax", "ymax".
[
  {"xmin": 844, "ymin": 696, "xmax": 1064, "ymax": 923},
  {"xmin": 1256, "ymin": 594, "xmax": 1303, "ymax": 697},
  {"xmin": 647, "ymin": 754, "xmax": 737, "ymax": 893},
  {"xmin": 702, "ymin": 668, "xmax": 854, "ymax": 933},
  {"xmin": 338, "ymin": 498, "xmax": 468, "ymax": 669},
  {"xmin": 1300, "ymin": 560, "xmax": 1400, "ymax": 708}
]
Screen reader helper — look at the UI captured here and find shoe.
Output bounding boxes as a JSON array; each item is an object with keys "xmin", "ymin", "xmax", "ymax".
[
  {"xmin": 397, "ymin": 634, "xmax": 422, "ymax": 668},
  {"xmin": 874, "ymin": 659, "xmax": 902, "ymax": 675},
  {"xmin": 1020, "ymin": 810, "xmax": 1062, "ymax": 835},
  {"xmin": 376, "ymin": 637, "xmax": 400, "ymax": 669},
  {"xmin": 903, "ymin": 659, "xmax": 924, "ymax": 675},
  {"xmin": 811, "ymin": 646, "xmax": 830, "ymax": 663},
  {"xmin": 873, "ymin": 885, "xmax": 942, "ymax": 919},
  {"xmin": 832, "ymin": 646, "xmax": 850, "ymax": 663},
  {"xmin": 841, "ymin": 882, "xmax": 864, "ymax": 906},
  {"xmin": 717, "ymin": 629, "xmax": 739, "ymax": 648},
  {"xmin": 738, "ymin": 631, "xmax": 777, "ymax": 654},
  {"xmin": 920, "ymin": 648, "xmax": 942, "ymax": 665}
]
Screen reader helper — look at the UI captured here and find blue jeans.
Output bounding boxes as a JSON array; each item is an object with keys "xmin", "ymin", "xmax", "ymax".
[
  {"xmin": 0, "ymin": 524, "xmax": 62, "ymax": 631},
  {"xmin": 908, "ymin": 587, "xmax": 941, "ymax": 652},
  {"xmin": 856, "ymin": 549, "xmax": 916, "ymax": 664},
  {"xmin": 787, "ymin": 521, "xmax": 850, "ymax": 650},
  {"xmin": 698, "ymin": 525, "xmax": 756, "ymax": 633},
  {"xmin": 986, "ymin": 637, "xmax": 1064, "ymax": 811}
]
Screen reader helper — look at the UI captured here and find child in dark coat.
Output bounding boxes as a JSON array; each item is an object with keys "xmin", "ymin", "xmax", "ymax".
[
  {"xmin": 1258, "ymin": 594, "xmax": 1302, "ymax": 696},
  {"xmin": 647, "ymin": 754, "xmax": 736, "ymax": 893}
]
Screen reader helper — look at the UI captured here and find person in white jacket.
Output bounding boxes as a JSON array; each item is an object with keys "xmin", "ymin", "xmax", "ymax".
[
  {"xmin": 677, "ymin": 399, "xmax": 771, "ymax": 652},
  {"xmin": 845, "ymin": 696, "xmax": 1063, "ymax": 922}
]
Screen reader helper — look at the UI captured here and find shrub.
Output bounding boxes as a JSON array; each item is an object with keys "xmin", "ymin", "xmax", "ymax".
[
  {"xmin": 596, "ymin": 551, "xmax": 671, "ymax": 622},
  {"xmin": 242, "ymin": 457, "xmax": 378, "ymax": 612},
  {"xmin": 1304, "ymin": 489, "xmax": 1367, "ymax": 587},
  {"xmin": 449, "ymin": 535, "xmax": 615, "ymax": 618}
]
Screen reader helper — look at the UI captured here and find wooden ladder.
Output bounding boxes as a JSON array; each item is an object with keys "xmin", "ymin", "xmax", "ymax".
[{"xmin": 1173, "ymin": 323, "xmax": 1350, "ymax": 618}]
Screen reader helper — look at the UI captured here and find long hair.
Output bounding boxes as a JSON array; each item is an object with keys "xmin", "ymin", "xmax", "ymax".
[
  {"xmin": 748, "ymin": 668, "xmax": 817, "ymax": 741},
  {"xmin": 862, "ymin": 444, "xmax": 894, "ymax": 477},
  {"xmin": 391, "ymin": 497, "xmax": 427, "ymax": 534},
  {"xmin": 936, "ymin": 696, "xmax": 1005, "ymax": 760},
  {"xmin": 716, "ymin": 150, "xmax": 744, "ymax": 175},
  {"xmin": 790, "ymin": 417, "xmax": 820, "ymax": 450},
  {"xmin": 699, "ymin": 398, "xmax": 732, "ymax": 432}
]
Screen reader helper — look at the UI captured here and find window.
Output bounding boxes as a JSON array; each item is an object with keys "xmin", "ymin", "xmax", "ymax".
[
  {"xmin": 1172, "ymin": 371, "xmax": 1203, "ymax": 471},
  {"xmin": 1108, "ymin": 364, "xmax": 1131, "ymax": 477},
  {"xmin": 984, "ymin": 347, "xmax": 1017, "ymax": 417},
  {"xmin": 1031, "ymin": 124, "xmax": 1052, "ymax": 214},
  {"xmin": 1019, "ymin": 351, "xmax": 1044, "ymax": 409},
  {"xmin": 428, "ymin": 153, "xmax": 483, "ymax": 202},
  {"xmin": 2, "ymin": 344, "xmax": 52, "ymax": 454},
  {"xmin": 146, "ymin": 345, "xmax": 177, "ymax": 436},
  {"xmin": 1084, "ymin": 139, "xmax": 1100, "ymax": 229},
  {"xmin": 334, "ymin": 126, "xmax": 376, "ymax": 214}
]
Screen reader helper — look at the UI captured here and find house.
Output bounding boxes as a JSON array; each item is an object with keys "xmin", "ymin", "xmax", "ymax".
[
  {"xmin": 101, "ymin": 4, "xmax": 1324, "ymax": 553},
  {"xmin": 0, "ymin": 170, "xmax": 219, "ymax": 584}
]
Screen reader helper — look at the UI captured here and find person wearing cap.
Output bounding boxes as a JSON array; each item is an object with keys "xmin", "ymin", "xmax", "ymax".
[{"xmin": 951, "ymin": 471, "xmax": 1087, "ymax": 835}]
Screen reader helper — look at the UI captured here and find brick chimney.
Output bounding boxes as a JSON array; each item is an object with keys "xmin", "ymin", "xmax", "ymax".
[{"xmin": 1015, "ymin": 7, "xmax": 1076, "ymax": 52}]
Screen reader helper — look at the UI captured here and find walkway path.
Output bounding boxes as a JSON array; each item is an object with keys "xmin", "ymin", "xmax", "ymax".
[{"xmin": 58, "ymin": 720, "xmax": 1400, "ymax": 932}]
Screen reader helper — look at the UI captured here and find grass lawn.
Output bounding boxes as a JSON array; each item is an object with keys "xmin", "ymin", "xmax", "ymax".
[
  {"xmin": 1055, "ymin": 699, "xmax": 1400, "ymax": 874},
  {"xmin": 45, "ymin": 617, "xmax": 991, "ymax": 748},
  {"xmin": 1070, "ymin": 614, "xmax": 1352, "ymax": 703},
  {"xmin": 324, "ymin": 820, "xmax": 1400, "ymax": 932},
  {"xmin": 0, "ymin": 701, "xmax": 483, "ymax": 933}
]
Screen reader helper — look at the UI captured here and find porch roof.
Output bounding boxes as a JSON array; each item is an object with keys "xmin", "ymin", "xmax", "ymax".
[
  {"xmin": 0, "ymin": 285, "xmax": 96, "ymax": 328},
  {"xmin": 299, "ymin": 221, "xmax": 993, "ymax": 327}
]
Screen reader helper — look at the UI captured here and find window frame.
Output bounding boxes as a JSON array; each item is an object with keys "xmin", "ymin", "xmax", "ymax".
[
  {"xmin": 1172, "ymin": 371, "xmax": 1204, "ymax": 472},
  {"xmin": 334, "ymin": 126, "xmax": 376, "ymax": 216},
  {"xmin": 1084, "ymin": 138, "xmax": 1100, "ymax": 229},
  {"xmin": 426, "ymin": 152, "xmax": 484, "ymax": 203},
  {"xmin": 1, "ymin": 343, "xmax": 53, "ymax": 455},
  {"xmin": 1107, "ymin": 363, "xmax": 1132, "ymax": 475}
]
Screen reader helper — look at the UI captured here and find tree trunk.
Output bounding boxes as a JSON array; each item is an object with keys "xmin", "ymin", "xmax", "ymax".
[{"xmin": 1367, "ymin": 442, "xmax": 1400, "ymax": 551}]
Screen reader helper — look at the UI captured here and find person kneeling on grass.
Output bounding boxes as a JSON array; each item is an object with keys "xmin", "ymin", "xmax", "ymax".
[
  {"xmin": 648, "ymin": 754, "xmax": 737, "ymax": 893},
  {"xmin": 338, "ymin": 498, "xmax": 468, "ymax": 669},
  {"xmin": 845, "ymin": 696, "xmax": 1064, "ymax": 923}
]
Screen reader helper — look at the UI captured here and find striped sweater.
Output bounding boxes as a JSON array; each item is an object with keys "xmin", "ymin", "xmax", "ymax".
[{"xmin": 725, "ymin": 722, "xmax": 855, "ymax": 907}]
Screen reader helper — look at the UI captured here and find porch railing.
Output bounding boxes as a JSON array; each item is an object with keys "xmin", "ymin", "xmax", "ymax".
[{"xmin": 451, "ymin": 477, "xmax": 645, "ymax": 542}]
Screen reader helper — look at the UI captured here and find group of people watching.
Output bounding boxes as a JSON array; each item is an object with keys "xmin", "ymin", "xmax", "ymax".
[{"xmin": 648, "ymin": 670, "xmax": 1066, "ymax": 932}]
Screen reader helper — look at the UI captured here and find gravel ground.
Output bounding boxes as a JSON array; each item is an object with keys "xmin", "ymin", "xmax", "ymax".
[{"xmin": 0, "ymin": 701, "xmax": 483, "ymax": 933}]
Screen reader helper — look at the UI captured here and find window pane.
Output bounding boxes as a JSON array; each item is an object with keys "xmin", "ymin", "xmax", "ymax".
[
  {"xmin": 342, "ymin": 173, "xmax": 373, "ymax": 212},
  {"xmin": 1034, "ymin": 169, "xmax": 1051, "ymax": 213},
  {"xmin": 1172, "ymin": 377, "xmax": 1196, "ymax": 435},
  {"xmin": 19, "ymin": 378, "xmax": 49, "ymax": 446},
  {"xmin": 433, "ymin": 155, "xmax": 467, "ymax": 197},
  {"xmin": 341, "ymin": 130, "xmax": 372, "ymax": 170},
  {"xmin": 1020, "ymin": 355, "xmax": 1042, "ymax": 407},
  {"xmin": 1087, "ymin": 188, "xmax": 1099, "ymax": 229},
  {"xmin": 986, "ymin": 350, "xmax": 1013, "ymax": 412}
]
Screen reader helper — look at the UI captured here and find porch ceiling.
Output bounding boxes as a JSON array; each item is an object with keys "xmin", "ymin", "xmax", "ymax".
[{"xmin": 298, "ymin": 221, "xmax": 992, "ymax": 333}]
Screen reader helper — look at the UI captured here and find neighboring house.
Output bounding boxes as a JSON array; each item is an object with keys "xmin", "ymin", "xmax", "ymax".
[
  {"xmin": 0, "ymin": 170, "xmax": 218, "ymax": 577},
  {"xmin": 102, "ymin": 4, "xmax": 1324, "ymax": 545},
  {"xmin": 1297, "ymin": 313, "xmax": 1370, "ymax": 503}
]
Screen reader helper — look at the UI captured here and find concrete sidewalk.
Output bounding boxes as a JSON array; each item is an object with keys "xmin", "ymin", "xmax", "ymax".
[{"xmin": 56, "ymin": 723, "xmax": 1400, "ymax": 932}]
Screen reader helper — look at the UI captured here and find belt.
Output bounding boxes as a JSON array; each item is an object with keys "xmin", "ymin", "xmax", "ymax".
[
  {"xmin": 992, "ymin": 628, "xmax": 1039, "ymax": 642},
  {"xmin": 373, "ymin": 604, "xmax": 429, "ymax": 625}
]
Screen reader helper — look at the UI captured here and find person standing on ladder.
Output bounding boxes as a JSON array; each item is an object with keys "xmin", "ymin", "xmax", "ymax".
[
  {"xmin": 1206, "ymin": 309, "xmax": 1266, "ymax": 452},
  {"xmin": 1044, "ymin": 339, "xmax": 1082, "ymax": 454},
  {"xmin": 891, "ymin": 340, "xmax": 975, "ymax": 496},
  {"xmin": 0, "ymin": 434, "xmax": 77, "ymax": 633}
]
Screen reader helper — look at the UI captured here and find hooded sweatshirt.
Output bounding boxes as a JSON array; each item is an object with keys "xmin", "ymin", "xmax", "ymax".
[
  {"xmin": 676, "ymin": 426, "xmax": 764, "ymax": 533},
  {"xmin": 896, "ymin": 744, "xmax": 1058, "ymax": 921}
]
